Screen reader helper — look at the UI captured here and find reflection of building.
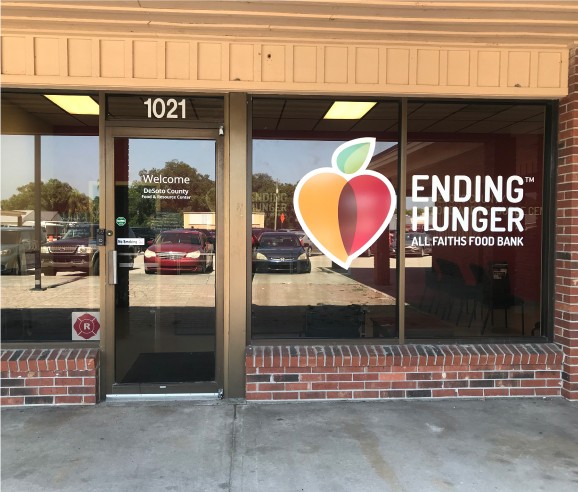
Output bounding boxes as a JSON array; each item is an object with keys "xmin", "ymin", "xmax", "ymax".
[
  {"xmin": 0, "ymin": 210, "xmax": 62, "ymax": 226},
  {"xmin": 1, "ymin": 2, "xmax": 577, "ymax": 408},
  {"xmin": 184, "ymin": 212, "xmax": 265, "ymax": 229},
  {"xmin": 251, "ymin": 213, "xmax": 265, "ymax": 228},
  {"xmin": 183, "ymin": 212, "xmax": 216, "ymax": 230}
]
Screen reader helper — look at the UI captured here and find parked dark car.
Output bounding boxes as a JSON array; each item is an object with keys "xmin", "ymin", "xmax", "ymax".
[
  {"xmin": 41, "ymin": 223, "xmax": 101, "ymax": 276},
  {"xmin": 144, "ymin": 229, "xmax": 213, "ymax": 274},
  {"xmin": 1, "ymin": 226, "xmax": 44, "ymax": 275},
  {"xmin": 389, "ymin": 232, "xmax": 432, "ymax": 257},
  {"xmin": 43, "ymin": 222, "xmax": 66, "ymax": 242},
  {"xmin": 252, "ymin": 232, "xmax": 311, "ymax": 273},
  {"xmin": 251, "ymin": 227, "xmax": 274, "ymax": 248},
  {"xmin": 290, "ymin": 229, "xmax": 370, "ymax": 258}
]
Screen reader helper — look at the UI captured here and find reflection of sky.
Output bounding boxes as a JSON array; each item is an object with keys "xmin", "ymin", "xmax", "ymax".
[
  {"xmin": 128, "ymin": 138, "xmax": 215, "ymax": 182},
  {"xmin": 2, "ymin": 135, "xmax": 36, "ymax": 199},
  {"xmin": 2, "ymin": 136, "xmax": 393, "ymax": 199},
  {"xmin": 1, "ymin": 135, "xmax": 100, "ymax": 199},
  {"xmin": 253, "ymin": 140, "xmax": 393, "ymax": 184},
  {"xmin": 42, "ymin": 136, "xmax": 100, "ymax": 198},
  {"xmin": 1, "ymin": 136, "xmax": 216, "ymax": 200}
]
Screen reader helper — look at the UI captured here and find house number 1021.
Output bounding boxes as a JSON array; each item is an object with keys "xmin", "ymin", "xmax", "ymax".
[{"xmin": 143, "ymin": 98, "xmax": 186, "ymax": 119}]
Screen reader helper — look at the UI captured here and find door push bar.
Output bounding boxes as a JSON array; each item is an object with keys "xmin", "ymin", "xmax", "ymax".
[{"xmin": 108, "ymin": 250, "xmax": 118, "ymax": 285}]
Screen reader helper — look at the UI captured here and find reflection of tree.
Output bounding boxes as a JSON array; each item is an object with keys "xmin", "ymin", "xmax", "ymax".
[
  {"xmin": 128, "ymin": 185, "xmax": 156, "ymax": 227},
  {"xmin": 252, "ymin": 173, "xmax": 298, "ymax": 229},
  {"xmin": 252, "ymin": 173, "xmax": 277, "ymax": 193},
  {"xmin": 1, "ymin": 179, "xmax": 94, "ymax": 221},
  {"xmin": 130, "ymin": 160, "xmax": 215, "ymax": 227},
  {"xmin": 91, "ymin": 196, "xmax": 100, "ymax": 222},
  {"xmin": 205, "ymin": 188, "xmax": 216, "ymax": 212}
]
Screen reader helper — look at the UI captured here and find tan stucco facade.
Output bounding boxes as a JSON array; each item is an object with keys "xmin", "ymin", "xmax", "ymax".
[
  {"xmin": 2, "ymin": 1, "xmax": 577, "ymax": 98},
  {"xmin": 0, "ymin": 35, "xmax": 569, "ymax": 97}
]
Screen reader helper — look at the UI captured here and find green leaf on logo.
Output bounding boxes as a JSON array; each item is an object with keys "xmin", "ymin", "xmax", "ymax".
[{"xmin": 334, "ymin": 138, "xmax": 375, "ymax": 174}]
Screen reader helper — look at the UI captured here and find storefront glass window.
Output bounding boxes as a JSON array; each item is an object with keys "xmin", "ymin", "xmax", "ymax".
[
  {"xmin": 1, "ymin": 93, "xmax": 100, "ymax": 342},
  {"xmin": 250, "ymin": 98, "xmax": 548, "ymax": 341},
  {"xmin": 404, "ymin": 102, "xmax": 545, "ymax": 338},
  {"xmin": 251, "ymin": 98, "xmax": 400, "ymax": 339}
]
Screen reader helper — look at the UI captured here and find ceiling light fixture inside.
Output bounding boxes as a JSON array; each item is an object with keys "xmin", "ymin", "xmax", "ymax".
[
  {"xmin": 323, "ymin": 101, "xmax": 376, "ymax": 120},
  {"xmin": 44, "ymin": 95, "xmax": 99, "ymax": 115}
]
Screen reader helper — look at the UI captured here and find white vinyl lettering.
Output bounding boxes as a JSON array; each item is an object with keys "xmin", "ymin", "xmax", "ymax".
[
  {"xmin": 411, "ymin": 174, "xmax": 527, "ymax": 236},
  {"xmin": 506, "ymin": 176, "xmax": 524, "ymax": 203},
  {"xmin": 141, "ymin": 174, "xmax": 191, "ymax": 184},
  {"xmin": 143, "ymin": 98, "xmax": 187, "ymax": 119},
  {"xmin": 453, "ymin": 176, "xmax": 471, "ymax": 203},
  {"xmin": 411, "ymin": 175, "xmax": 428, "ymax": 203}
]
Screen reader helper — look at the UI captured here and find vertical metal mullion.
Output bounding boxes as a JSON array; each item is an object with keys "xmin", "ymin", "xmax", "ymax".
[
  {"xmin": 246, "ymin": 96, "xmax": 253, "ymax": 345},
  {"xmin": 215, "ymin": 125, "xmax": 225, "ymax": 389},
  {"xmin": 222, "ymin": 94, "xmax": 231, "ymax": 396},
  {"xmin": 224, "ymin": 93, "xmax": 249, "ymax": 398},
  {"xmin": 100, "ymin": 92, "xmax": 115, "ymax": 397},
  {"xmin": 398, "ymin": 99, "xmax": 408, "ymax": 343},
  {"xmin": 33, "ymin": 135, "xmax": 42, "ymax": 290},
  {"xmin": 542, "ymin": 101, "xmax": 558, "ymax": 341}
]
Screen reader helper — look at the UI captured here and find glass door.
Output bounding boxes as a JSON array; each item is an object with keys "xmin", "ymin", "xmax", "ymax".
[{"xmin": 109, "ymin": 131, "xmax": 221, "ymax": 395}]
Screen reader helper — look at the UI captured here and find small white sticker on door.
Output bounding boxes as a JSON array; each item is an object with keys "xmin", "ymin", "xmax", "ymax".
[{"xmin": 117, "ymin": 238, "xmax": 145, "ymax": 246}]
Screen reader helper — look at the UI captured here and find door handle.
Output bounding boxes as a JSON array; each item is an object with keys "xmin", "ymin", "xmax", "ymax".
[{"xmin": 108, "ymin": 250, "xmax": 118, "ymax": 285}]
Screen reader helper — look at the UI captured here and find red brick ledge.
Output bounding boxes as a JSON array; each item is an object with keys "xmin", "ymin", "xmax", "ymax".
[
  {"xmin": 245, "ymin": 344, "xmax": 563, "ymax": 401},
  {"xmin": 1, "ymin": 348, "xmax": 100, "ymax": 406}
]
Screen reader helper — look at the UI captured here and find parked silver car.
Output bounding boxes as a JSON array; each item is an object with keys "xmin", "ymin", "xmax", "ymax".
[
  {"xmin": 390, "ymin": 232, "xmax": 432, "ymax": 257},
  {"xmin": 0, "ymin": 227, "xmax": 44, "ymax": 275},
  {"xmin": 292, "ymin": 230, "xmax": 321, "ymax": 256}
]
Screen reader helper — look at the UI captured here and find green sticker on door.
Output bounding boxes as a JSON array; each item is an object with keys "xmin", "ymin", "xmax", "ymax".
[{"xmin": 116, "ymin": 216, "xmax": 127, "ymax": 227}]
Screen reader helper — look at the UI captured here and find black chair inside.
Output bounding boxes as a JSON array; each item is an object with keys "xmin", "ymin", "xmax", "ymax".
[{"xmin": 470, "ymin": 262, "xmax": 525, "ymax": 335}]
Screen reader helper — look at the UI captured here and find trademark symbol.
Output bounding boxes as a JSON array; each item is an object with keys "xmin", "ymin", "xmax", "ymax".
[{"xmin": 525, "ymin": 176, "xmax": 535, "ymax": 183}]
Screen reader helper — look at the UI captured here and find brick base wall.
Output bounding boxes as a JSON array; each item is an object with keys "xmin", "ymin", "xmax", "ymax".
[
  {"xmin": 246, "ymin": 344, "xmax": 563, "ymax": 401},
  {"xmin": 1, "ymin": 349, "xmax": 100, "ymax": 406}
]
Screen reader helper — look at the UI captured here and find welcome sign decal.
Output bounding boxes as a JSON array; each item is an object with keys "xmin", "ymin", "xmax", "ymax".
[{"xmin": 294, "ymin": 138, "xmax": 396, "ymax": 269}]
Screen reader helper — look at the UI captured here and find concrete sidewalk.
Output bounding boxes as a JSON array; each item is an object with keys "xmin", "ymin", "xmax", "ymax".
[{"xmin": 2, "ymin": 398, "xmax": 578, "ymax": 492}]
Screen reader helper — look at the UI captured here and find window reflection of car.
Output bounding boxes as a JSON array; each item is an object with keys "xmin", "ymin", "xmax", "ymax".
[
  {"xmin": 192, "ymin": 228, "xmax": 216, "ymax": 252},
  {"xmin": 251, "ymin": 227, "xmax": 274, "ymax": 248},
  {"xmin": 291, "ymin": 230, "xmax": 320, "ymax": 256},
  {"xmin": 40, "ymin": 223, "xmax": 102, "ymax": 276},
  {"xmin": 206, "ymin": 231, "xmax": 216, "ymax": 252},
  {"xmin": 0, "ymin": 227, "xmax": 43, "ymax": 275},
  {"xmin": 292, "ymin": 229, "xmax": 372, "ymax": 257},
  {"xmin": 252, "ymin": 232, "xmax": 311, "ymax": 274},
  {"xmin": 143, "ymin": 229, "xmax": 213, "ymax": 274},
  {"xmin": 43, "ymin": 222, "xmax": 66, "ymax": 242},
  {"xmin": 390, "ymin": 232, "xmax": 432, "ymax": 257}
]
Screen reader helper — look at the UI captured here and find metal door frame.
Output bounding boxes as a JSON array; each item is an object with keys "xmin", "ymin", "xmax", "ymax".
[{"xmin": 102, "ymin": 126, "xmax": 225, "ymax": 397}]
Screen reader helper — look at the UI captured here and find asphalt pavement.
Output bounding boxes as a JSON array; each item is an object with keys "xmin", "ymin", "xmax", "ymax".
[{"xmin": 2, "ymin": 397, "xmax": 578, "ymax": 492}]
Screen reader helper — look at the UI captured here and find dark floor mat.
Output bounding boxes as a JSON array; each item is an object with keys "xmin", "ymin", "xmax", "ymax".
[{"xmin": 121, "ymin": 352, "xmax": 215, "ymax": 384}]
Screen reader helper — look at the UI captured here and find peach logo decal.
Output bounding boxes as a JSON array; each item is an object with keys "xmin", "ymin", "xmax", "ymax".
[{"xmin": 294, "ymin": 137, "xmax": 396, "ymax": 269}]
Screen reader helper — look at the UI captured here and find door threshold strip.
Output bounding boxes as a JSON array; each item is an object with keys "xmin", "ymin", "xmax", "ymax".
[{"xmin": 106, "ymin": 392, "xmax": 221, "ymax": 402}]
